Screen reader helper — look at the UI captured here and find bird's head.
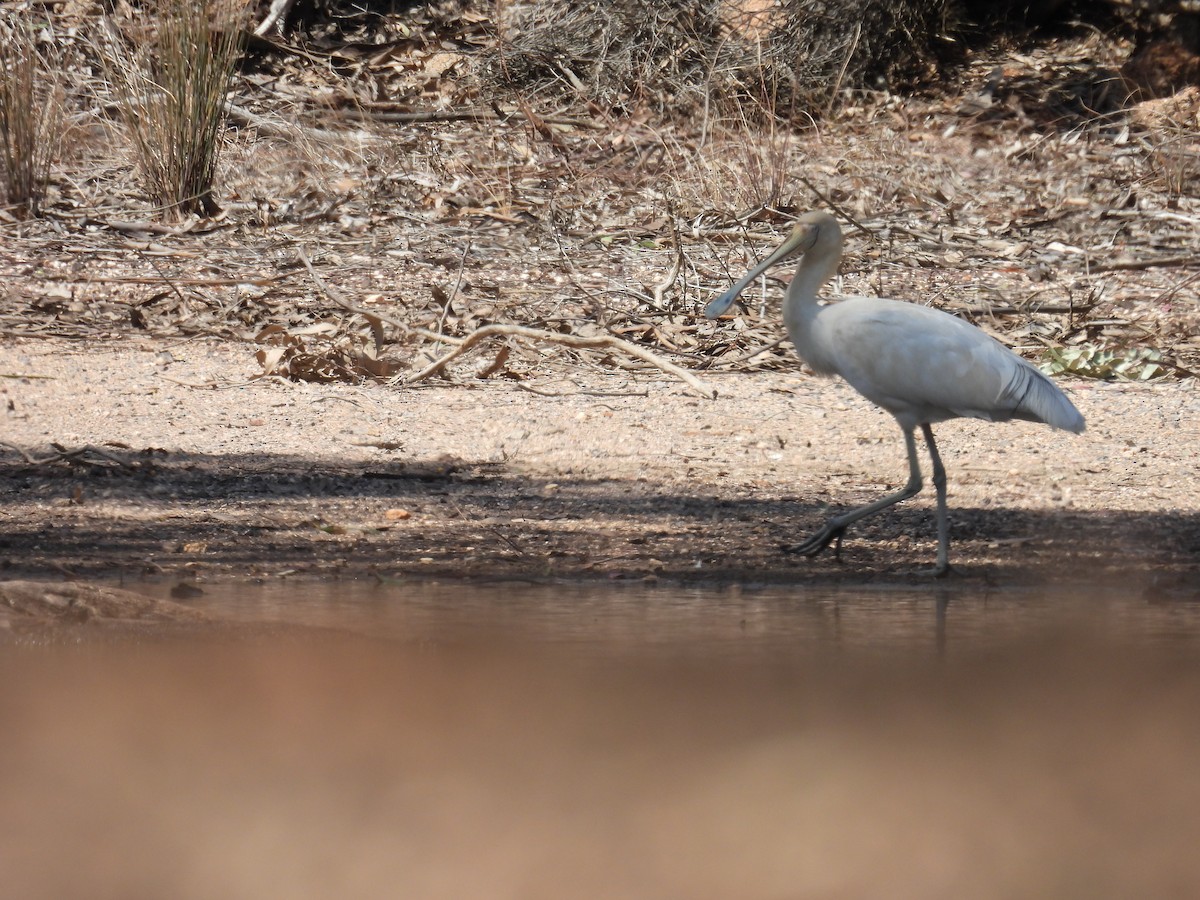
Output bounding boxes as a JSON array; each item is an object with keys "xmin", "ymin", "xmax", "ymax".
[{"xmin": 704, "ymin": 211, "xmax": 842, "ymax": 318}]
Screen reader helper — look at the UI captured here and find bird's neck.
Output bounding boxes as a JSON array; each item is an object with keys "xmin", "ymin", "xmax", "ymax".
[
  {"xmin": 783, "ymin": 254, "xmax": 836, "ymax": 322},
  {"xmin": 782, "ymin": 254, "xmax": 838, "ymax": 372}
]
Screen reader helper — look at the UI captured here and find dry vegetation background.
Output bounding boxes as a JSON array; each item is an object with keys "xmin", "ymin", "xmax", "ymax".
[{"xmin": 0, "ymin": 0, "xmax": 1198, "ymax": 388}]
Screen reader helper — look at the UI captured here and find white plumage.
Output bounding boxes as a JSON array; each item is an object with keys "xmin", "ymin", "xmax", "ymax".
[{"xmin": 706, "ymin": 210, "xmax": 1084, "ymax": 575}]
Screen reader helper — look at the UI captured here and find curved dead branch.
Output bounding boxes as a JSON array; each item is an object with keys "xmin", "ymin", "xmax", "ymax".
[{"xmin": 404, "ymin": 323, "xmax": 717, "ymax": 399}]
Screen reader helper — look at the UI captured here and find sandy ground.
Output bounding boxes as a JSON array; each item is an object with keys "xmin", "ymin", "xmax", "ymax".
[{"xmin": 0, "ymin": 335, "xmax": 1196, "ymax": 588}]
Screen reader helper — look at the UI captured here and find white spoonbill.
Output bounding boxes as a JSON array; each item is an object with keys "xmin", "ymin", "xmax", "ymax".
[{"xmin": 705, "ymin": 211, "xmax": 1085, "ymax": 575}]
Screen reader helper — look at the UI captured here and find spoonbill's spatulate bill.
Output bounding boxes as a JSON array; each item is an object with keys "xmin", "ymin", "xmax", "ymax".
[{"xmin": 706, "ymin": 211, "xmax": 1085, "ymax": 575}]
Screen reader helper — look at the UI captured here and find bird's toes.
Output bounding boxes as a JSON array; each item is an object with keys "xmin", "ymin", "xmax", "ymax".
[
  {"xmin": 929, "ymin": 562, "xmax": 955, "ymax": 579},
  {"xmin": 785, "ymin": 523, "xmax": 844, "ymax": 559}
]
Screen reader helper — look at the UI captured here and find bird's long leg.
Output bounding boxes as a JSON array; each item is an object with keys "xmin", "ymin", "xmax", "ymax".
[
  {"xmin": 790, "ymin": 426, "xmax": 924, "ymax": 559},
  {"xmin": 921, "ymin": 423, "xmax": 951, "ymax": 577}
]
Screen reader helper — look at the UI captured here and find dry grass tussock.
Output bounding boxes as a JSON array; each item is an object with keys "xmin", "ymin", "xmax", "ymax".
[
  {"xmin": 99, "ymin": 0, "xmax": 247, "ymax": 218},
  {"xmin": 0, "ymin": 13, "xmax": 63, "ymax": 217}
]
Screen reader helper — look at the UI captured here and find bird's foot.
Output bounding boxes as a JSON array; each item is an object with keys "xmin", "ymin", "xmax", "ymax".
[
  {"xmin": 784, "ymin": 522, "xmax": 846, "ymax": 560},
  {"xmin": 927, "ymin": 561, "xmax": 954, "ymax": 579}
]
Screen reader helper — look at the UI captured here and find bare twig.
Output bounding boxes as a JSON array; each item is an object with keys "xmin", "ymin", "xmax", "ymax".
[
  {"xmin": 334, "ymin": 106, "xmax": 603, "ymax": 129},
  {"xmin": 254, "ymin": 0, "xmax": 296, "ymax": 36},
  {"xmin": 515, "ymin": 382, "xmax": 649, "ymax": 397},
  {"xmin": 436, "ymin": 239, "xmax": 471, "ymax": 335},
  {"xmin": 0, "ymin": 441, "xmax": 137, "ymax": 468},
  {"xmin": 1090, "ymin": 255, "xmax": 1200, "ymax": 272},
  {"xmin": 0, "ymin": 441, "xmax": 39, "ymax": 463},
  {"xmin": 649, "ymin": 216, "xmax": 684, "ymax": 309},
  {"xmin": 226, "ymin": 103, "xmax": 359, "ymax": 142},
  {"xmin": 404, "ymin": 323, "xmax": 717, "ymax": 398},
  {"xmin": 78, "ymin": 216, "xmax": 200, "ymax": 236},
  {"xmin": 55, "ymin": 274, "xmax": 279, "ymax": 287},
  {"xmin": 825, "ymin": 19, "xmax": 862, "ymax": 116},
  {"xmin": 157, "ymin": 375, "xmax": 248, "ymax": 389},
  {"xmin": 720, "ymin": 333, "xmax": 790, "ymax": 364},
  {"xmin": 1149, "ymin": 269, "xmax": 1200, "ymax": 307}
]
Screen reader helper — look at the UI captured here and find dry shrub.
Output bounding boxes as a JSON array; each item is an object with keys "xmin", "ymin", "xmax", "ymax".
[
  {"xmin": 662, "ymin": 118, "xmax": 804, "ymax": 221},
  {"xmin": 1130, "ymin": 86, "xmax": 1200, "ymax": 198},
  {"xmin": 487, "ymin": 0, "xmax": 955, "ymax": 120},
  {"xmin": 0, "ymin": 13, "xmax": 63, "ymax": 217},
  {"xmin": 100, "ymin": 0, "xmax": 247, "ymax": 218},
  {"xmin": 489, "ymin": 1, "xmax": 724, "ymax": 114},
  {"xmin": 763, "ymin": 0, "xmax": 954, "ymax": 108}
]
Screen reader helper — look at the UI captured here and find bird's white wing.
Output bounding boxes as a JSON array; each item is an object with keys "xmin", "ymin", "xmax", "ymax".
[{"xmin": 815, "ymin": 298, "xmax": 1083, "ymax": 432}]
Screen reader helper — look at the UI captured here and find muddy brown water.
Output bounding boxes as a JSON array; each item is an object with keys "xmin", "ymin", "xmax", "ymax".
[{"xmin": 3, "ymin": 578, "xmax": 1200, "ymax": 898}]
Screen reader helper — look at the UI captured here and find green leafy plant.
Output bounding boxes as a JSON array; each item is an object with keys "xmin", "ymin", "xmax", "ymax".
[{"xmin": 1040, "ymin": 344, "xmax": 1167, "ymax": 380}]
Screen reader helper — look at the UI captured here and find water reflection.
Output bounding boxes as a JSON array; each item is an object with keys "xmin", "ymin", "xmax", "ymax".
[
  {"xmin": 2, "ymin": 577, "xmax": 1200, "ymax": 898},
  {"xmin": 143, "ymin": 576, "xmax": 1200, "ymax": 657}
]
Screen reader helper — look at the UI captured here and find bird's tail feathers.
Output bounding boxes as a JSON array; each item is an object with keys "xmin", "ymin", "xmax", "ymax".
[{"xmin": 1004, "ymin": 364, "xmax": 1086, "ymax": 434}]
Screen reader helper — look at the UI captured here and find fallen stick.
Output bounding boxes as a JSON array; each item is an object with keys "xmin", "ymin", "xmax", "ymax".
[
  {"xmin": 0, "ymin": 442, "xmax": 136, "ymax": 468},
  {"xmin": 1090, "ymin": 254, "xmax": 1200, "ymax": 272},
  {"xmin": 404, "ymin": 323, "xmax": 717, "ymax": 399}
]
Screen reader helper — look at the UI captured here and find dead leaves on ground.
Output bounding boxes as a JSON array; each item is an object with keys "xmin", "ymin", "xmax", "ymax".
[
  {"xmin": 254, "ymin": 322, "xmax": 403, "ymax": 382},
  {"xmin": 3, "ymin": 1, "xmax": 1199, "ymax": 385}
]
